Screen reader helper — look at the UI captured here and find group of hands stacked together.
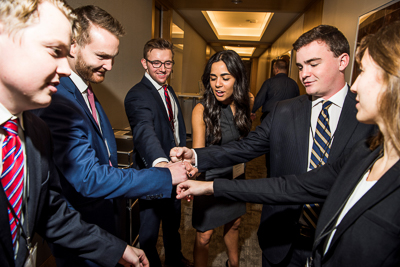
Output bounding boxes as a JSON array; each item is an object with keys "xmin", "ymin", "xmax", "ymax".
[
  {"xmin": 120, "ymin": 147, "xmax": 214, "ymax": 267},
  {"xmin": 167, "ymin": 147, "xmax": 215, "ymax": 200}
]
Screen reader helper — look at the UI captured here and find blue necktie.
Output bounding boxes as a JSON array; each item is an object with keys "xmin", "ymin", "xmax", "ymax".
[{"xmin": 302, "ymin": 101, "xmax": 332, "ymax": 228}]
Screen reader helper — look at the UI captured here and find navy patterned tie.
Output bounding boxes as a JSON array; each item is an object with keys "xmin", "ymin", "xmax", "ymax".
[{"xmin": 302, "ymin": 100, "xmax": 332, "ymax": 228}]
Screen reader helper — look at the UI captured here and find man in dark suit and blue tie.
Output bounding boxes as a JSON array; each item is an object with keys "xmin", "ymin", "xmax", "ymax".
[
  {"xmin": 124, "ymin": 38, "xmax": 192, "ymax": 267},
  {"xmin": 33, "ymin": 6, "xmax": 189, "ymax": 267},
  {"xmin": 0, "ymin": 0, "xmax": 150, "ymax": 266},
  {"xmin": 171, "ymin": 25, "xmax": 376, "ymax": 267}
]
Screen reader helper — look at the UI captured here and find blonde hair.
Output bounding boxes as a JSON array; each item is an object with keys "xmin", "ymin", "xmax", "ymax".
[
  {"xmin": 356, "ymin": 21, "xmax": 400, "ymax": 154},
  {"xmin": 0, "ymin": 0, "xmax": 76, "ymax": 36}
]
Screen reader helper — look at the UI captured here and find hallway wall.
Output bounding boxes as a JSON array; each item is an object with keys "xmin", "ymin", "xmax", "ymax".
[
  {"xmin": 322, "ymin": 0, "xmax": 394, "ymax": 83},
  {"xmin": 255, "ymin": 0, "xmax": 394, "ymax": 97}
]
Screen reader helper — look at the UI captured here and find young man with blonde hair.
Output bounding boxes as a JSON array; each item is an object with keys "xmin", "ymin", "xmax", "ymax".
[{"xmin": 0, "ymin": 1, "xmax": 148, "ymax": 267}]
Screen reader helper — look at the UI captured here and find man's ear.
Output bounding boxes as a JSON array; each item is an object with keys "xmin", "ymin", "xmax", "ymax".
[
  {"xmin": 141, "ymin": 58, "xmax": 148, "ymax": 70},
  {"xmin": 69, "ymin": 39, "xmax": 78, "ymax": 58},
  {"xmin": 338, "ymin": 53, "xmax": 350, "ymax": 71}
]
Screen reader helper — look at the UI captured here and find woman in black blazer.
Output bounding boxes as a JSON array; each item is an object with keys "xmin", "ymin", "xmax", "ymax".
[{"xmin": 176, "ymin": 22, "xmax": 400, "ymax": 267}]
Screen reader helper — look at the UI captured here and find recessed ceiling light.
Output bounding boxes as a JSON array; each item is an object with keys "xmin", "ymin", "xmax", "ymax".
[
  {"xmin": 202, "ymin": 11, "xmax": 273, "ymax": 41},
  {"xmin": 232, "ymin": 0, "xmax": 242, "ymax": 4}
]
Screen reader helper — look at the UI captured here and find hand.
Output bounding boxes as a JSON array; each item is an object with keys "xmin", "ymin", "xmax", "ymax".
[
  {"xmin": 250, "ymin": 113, "xmax": 256, "ymax": 121},
  {"xmin": 176, "ymin": 180, "xmax": 214, "ymax": 199},
  {"xmin": 170, "ymin": 147, "xmax": 195, "ymax": 165},
  {"xmin": 118, "ymin": 245, "xmax": 149, "ymax": 267},
  {"xmin": 166, "ymin": 161, "xmax": 191, "ymax": 185}
]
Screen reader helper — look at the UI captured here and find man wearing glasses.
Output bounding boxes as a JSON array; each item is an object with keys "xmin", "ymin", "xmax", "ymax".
[{"xmin": 124, "ymin": 38, "xmax": 192, "ymax": 267}]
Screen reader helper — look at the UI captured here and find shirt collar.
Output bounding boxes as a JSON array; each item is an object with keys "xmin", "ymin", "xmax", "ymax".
[
  {"xmin": 0, "ymin": 102, "xmax": 24, "ymax": 130},
  {"xmin": 69, "ymin": 70, "xmax": 89, "ymax": 93},
  {"xmin": 144, "ymin": 72, "xmax": 167, "ymax": 91},
  {"xmin": 311, "ymin": 83, "xmax": 348, "ymax": 109}
]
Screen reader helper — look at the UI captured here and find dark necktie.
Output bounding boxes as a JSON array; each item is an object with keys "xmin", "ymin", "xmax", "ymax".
[
  {"xmin": 87, "ymin": 84, "xmax": 99, "ymax": 125},
  {"xmin": 302, "ymin": 100, "xmax": 333, "ymax": 228},
  {"xmin": 163, "ymin": 85, "xmax": 174, "ymax": 131},
  {"xmin": 1, "ymin": 119, "xmax": 24, "ymax": 251}
]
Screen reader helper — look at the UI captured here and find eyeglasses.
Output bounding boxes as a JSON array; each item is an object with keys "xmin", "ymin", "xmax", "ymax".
[{"xmin": 145, "ymin": 59, "xmax": 174, "ymax": 69}]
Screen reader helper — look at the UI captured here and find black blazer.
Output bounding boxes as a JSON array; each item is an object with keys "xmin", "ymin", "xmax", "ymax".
[
  {"xmin": 124, "ymin": 76, "xmax": 186, "ymax": 170},
  {"xmin": 213, "ymin": 141, "xmax": 400, "ymax": 267},
  {"xmin": 0, "ymin": 112, "xmax": 126, "ymax": 267},
  {"xmin": 196, "ymin": 89, "xmax": 376, "ymax": 263},
  {"xmin": 252, "ymin": 73, "xmax": 299, "ymax": 117}
]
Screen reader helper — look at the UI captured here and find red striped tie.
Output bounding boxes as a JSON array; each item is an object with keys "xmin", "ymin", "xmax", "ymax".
[
  {"xmin": 163, "ymin": 85, "xmax": 174, "ymax": 131},
  {"xmin": 1, "ymin": 119, "xmax": 24, "ymax": 251}
]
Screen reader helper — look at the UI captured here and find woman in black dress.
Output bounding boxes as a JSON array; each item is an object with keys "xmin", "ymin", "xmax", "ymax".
[{"xmin": 191, "ymin": 50, "xmax": 253, "ymax": 267}]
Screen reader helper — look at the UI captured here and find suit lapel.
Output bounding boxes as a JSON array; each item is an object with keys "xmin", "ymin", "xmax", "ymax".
[
  {"xmin": 23, "ymin": 113, "xmax": 42, "ymax": 234},
  {"xmin": 313, "ymin": 147, "xmax": 383, "ymax": 257},
  {"xmin": 329, "ymin": 88, "xmax": 359, "ymax": 160},
  {"xmin": 293, "ymin": 95, "xmax": 312, "ymax": 172},
  {"xmin": 142, "ymin": 77, "xmax": 175, "ymax": 133},
  {"xmin": 61, "ymin": 77, "xmax": 102, "ymax": 135},
  {"xmin": 169, "ymin": 86, "xmax": 186, "ymax": 146},
  {"xmin": 0, "ymin": 182, "xmax": 13, "ymax": 263},
  {"xmin": 326, "ymin": 157, "xmax": 400, "ymax": 252},
  {"xmin": 94, "ymin": 94, "xmax": 118, "ymax": 166}
]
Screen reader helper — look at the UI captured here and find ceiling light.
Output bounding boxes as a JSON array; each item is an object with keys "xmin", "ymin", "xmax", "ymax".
[
  {"xmin": 202, "ymin": 11, "xmax": 273, "ymax": 41},
  {"xmin": 232, "ymin": 0, "xmax": 242, "ymax": 4},
  {"xmin": 223, "ymin": 46, "xmax": 256, "ymax": 57}
]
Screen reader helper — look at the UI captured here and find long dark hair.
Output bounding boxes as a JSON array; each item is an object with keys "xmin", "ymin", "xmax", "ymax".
[{"xmin": 201, "ymin": 50, "xmax": 252, "ymax": 145}]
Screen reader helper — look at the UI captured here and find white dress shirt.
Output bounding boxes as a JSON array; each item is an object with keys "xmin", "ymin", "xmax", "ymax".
[
  {"xmin": 324, "ymin": 170, "xmax": 376, "ymax": 255},
  {"xmin": 144, "ymin": 72, "xmax": 180, "ymax": 167},
  {"xmin": 307, "ymin": 84, "xmax": 348, "ymax": 171}
]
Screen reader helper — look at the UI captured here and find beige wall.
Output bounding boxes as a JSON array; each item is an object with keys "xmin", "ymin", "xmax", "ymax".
[
  {"xmin": 256, "ymin": 15, "xmax": 304, "ymax": 95},
  {"xmin": 322, "ymin": 0, "xmax": 393, "ymax": 83},
  {"xmin": 67, "ymin": 0, "xmax": 152, "ymax": 129},
  {"xmin": 182, "ymin": 23, "xmax": 207, "ymax": 94}
]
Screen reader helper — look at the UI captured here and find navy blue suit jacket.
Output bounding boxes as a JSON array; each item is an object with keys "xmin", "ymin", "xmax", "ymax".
[
  {"xmin": 195, "ymin": 89, "xmax": 376, "ymax": 264},
  {"xmin": 32, "ymin": 76, "xmax": 173, "ymax": 235},
  {"xmin": 124, "ymin": 76, "xmax": 186, "ymax": 171},
  {"xmin": 0, "ymin": 112, "xmax": 126, "ymax": 267}
]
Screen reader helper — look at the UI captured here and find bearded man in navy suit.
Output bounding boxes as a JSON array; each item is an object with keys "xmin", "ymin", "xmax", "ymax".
[{"xmin": 33, "ymin": 6, "xmax": 189, "ymax": 267}]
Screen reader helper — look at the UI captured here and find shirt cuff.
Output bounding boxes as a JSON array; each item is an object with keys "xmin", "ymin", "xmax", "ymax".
[
  {"xmin": 192, "ymin": 149, "xmax": 198, "ymax": 168},
  {"xmin": 152, "ymin": 158, "xmax": 169, "ymax": 167}
]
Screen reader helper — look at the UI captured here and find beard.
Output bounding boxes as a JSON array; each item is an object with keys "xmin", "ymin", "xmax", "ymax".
[{"xmin": 75, "ymin": 54, "xmax": 106, "ymax": 84}]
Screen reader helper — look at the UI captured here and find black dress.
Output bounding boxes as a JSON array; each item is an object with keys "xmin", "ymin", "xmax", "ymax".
[{"xmin": 192, "ymin": 104, "xmax": 246, "ymax": 232}]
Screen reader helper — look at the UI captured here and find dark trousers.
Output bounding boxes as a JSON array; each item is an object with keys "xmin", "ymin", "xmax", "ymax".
[
  {"xmin": 139, "ymin": 198, "xmax": 183, "ymax": 267},
  {"xmin": 262, "ymin": 234, "xmax": 313, "ymax": 267}
]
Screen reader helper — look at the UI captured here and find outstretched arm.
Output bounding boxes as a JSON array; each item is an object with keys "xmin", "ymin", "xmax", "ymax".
[{"xmin": 176, "ymin": 180, "xmax": 214, "ymax": 199}]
